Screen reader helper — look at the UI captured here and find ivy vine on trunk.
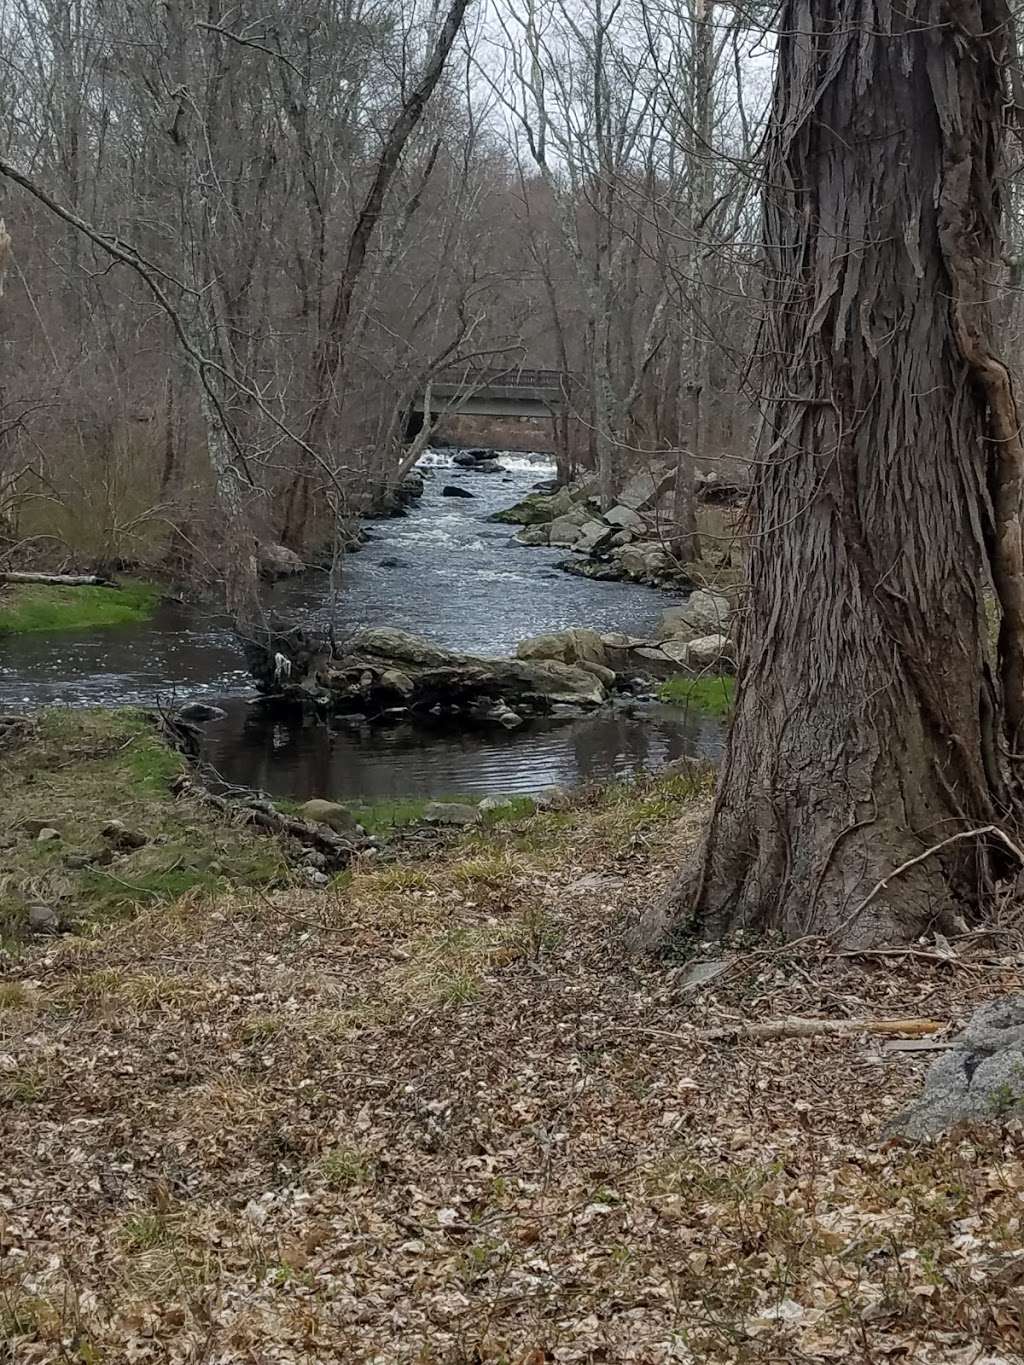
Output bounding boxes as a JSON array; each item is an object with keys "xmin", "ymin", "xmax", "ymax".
[{"xmin": 642, "ymin": 0, "xmax": 1024, "ymax": 950}]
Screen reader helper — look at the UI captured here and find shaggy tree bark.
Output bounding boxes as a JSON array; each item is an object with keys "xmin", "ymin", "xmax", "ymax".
[{"xmin": 641, "ymin": 1, "xmax": 1024, "ymax": 949}]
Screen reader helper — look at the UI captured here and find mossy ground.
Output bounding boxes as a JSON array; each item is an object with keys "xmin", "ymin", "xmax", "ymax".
[
  {"xmin": 0, "ymin": 578, "xmax": 162, "ymax": 634},
  {"xmin": 349, "ymin": 793, "xmax": 536, "ymax": 834},
  {"xmin": 273, "ymin": 794, "xmax": 537, "ymax": 835},
  {"xmin": 0, "ymin": 709, "xmax": 286, "ymax": 943},
  {"xmin": 0, "ymin": 755, "xmax": 1018, "ymax": 1362},
  {"xmin": 658, "ymin": 672, "xmax": 735, "ymax": 715}
]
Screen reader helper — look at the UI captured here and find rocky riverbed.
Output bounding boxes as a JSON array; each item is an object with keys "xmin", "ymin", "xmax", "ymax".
[
  {"xmin": 492, "ymin": 460, "xmax": 745, "ymax": 590},
  {"xmin": 243, "ymin": 589, "xmax": 736, "ymax": 731}
]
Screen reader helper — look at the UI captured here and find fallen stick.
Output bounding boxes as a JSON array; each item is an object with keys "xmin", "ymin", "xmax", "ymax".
[
  {"xmin": 0, "ymin": 571, "xmax": 117, "ymax": 587},
  {"xmin": 173, "ymin": 773, "xmax": 359, "ymax": 862},
  {"xmin": 701, "ymin": 1017, "xmax": 945, "ymax": 1043}
]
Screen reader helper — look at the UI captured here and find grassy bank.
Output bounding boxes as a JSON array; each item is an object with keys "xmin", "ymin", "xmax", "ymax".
[
  {"xmin": 0, "ymin": 749, "xmax": 1017, "ymax": 1362},
  {"xmin": 659, "ymin": 672, "xmax": 735, "ymax": 715},
  {"xmin": 0, "ymin": 578, "xmax": 162, "ymax": 634},
  {"xmin": 0, "ymin": 709, "xmax": 285, "ymax": 943}
]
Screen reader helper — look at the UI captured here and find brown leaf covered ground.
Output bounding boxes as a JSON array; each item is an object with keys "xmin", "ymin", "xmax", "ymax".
[{"xmin": 2, "ymin": 774, "xmax": 1023, "ymax": 1364}]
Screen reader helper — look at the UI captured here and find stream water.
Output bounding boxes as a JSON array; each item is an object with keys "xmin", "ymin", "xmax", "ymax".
[{"xmin": 0, "ymin": 452, "xmax": 724, "ymax": 801}]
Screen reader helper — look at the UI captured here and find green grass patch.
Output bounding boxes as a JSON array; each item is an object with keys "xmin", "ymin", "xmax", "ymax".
[
  {"xmin": 321, "ymin": 1144, "xmax": 374, "ymax": 1190},
  {"xmin": 0, "ymin": 708, "xmax": 287, "ymax": 943},
  {"xmin": 480, "ymin": 795, "xmax": 535, "ymax": 826},
  {"xmin": 348, "ymin": 797, "xmax": 433, "ymax": 833},
  {"xmin": 658, "ymin": 674, "xmax": 735, "ymax": 716},
  {"xmin": 0, "ymin": 578, "xmax": 162, "ymax": 635}
]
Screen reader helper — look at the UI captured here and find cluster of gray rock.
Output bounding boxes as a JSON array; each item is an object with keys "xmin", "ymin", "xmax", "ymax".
[
  {"xmin": 601, "ymin": 589, "xmax": 736, "ymax": 676},
  {"xmin": 887, "ymin": 995, "xmax": 1024, "ymax": 1139},
  {"xmin": 449, "ymin": 448, "xmax": 507, "ymax": 474},
  {"xmin": 319, "ymin": 626, "xmax": 614, "ymax": 726},
  {"xmin": 246, "ymin": 590, "xmax": 738, "ymax": 726},
  {"xmin": 495, "ymin": 464, "xmax": 741, "ymax": 589}
]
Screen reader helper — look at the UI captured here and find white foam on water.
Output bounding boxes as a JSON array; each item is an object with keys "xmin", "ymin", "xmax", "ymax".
[{"xmin": 417, "ymin": 448, "xmax": 556, "ymax": 475}]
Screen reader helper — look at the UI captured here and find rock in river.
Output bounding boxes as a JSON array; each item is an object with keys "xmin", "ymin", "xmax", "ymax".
[
  {"xmin": 442, "ymin": 485, "xmax": 476, "ymax": 498},
  {"xmin": 176, "ymin": 701, "xmax": 228, "ymax": 724},
  {"xmin": 516, "ymin": 628, "xmax": 609, "ymax": 670},
  {"xmin": 258, "ymin": 542, "xmax": 305, "ymax": 580},
  {"xmin": 276, "ymin": 626, "xmax": 618, "ymax": 720}
]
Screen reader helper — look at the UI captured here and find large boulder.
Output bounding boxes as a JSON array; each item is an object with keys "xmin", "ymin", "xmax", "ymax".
[
  {"xmin": 662, "ymin": 634, "xmax": 734, "ymax": 670},
  {"xmin": 491, "ymin": 488, "xmax": 573, "ymax": 526},
  {"xmin": 616, "ymin": 464, "xmax": 676, "ymax": 513},
  {"xmin": 516, "ymin": 628, "xmax": 608, "ymax": 670},
  {"xmin": 573, "ymin": 520, "xmax": 616, "ymax": 555},
  {"xmin": 604, "ymin": 504, "xmax": 645, "ymax": 530},
  {"xmin": 266, "ymin": 626, "xmax": 617, "ymax": 722},
  {"xmin": 345, "ymin": 628, "xmax": 458, "ymax": 669},
  {"xmin": 612, "ymin": 542, "xmax": 682, "ymax": 584},
  {"xmin": 886, "ymin": 996, "xmax": 1024, "ymax": 1139},
  {"xmin": 258, "ymin": 542, "xmax": 305, "ymax": 580},
  {"xmin": 515, "ymin": 525, "xmax": 550, "ymax": 547},
  {"xmin": 547, "ymin": 515, "xmax": 585, "ymax": 547},
  {"xmin": 489, "ymin": 657, "xmax": 608, "ymax": 707},
  {"xmin": 658, "ymin": 589, "xmax": 733, "ymax": 639}
]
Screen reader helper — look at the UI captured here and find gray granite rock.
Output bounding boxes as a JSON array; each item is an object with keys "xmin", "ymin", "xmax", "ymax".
[{"xmin": 886, "ymin": 995, "xmax": 1024, "ymax": 1139}]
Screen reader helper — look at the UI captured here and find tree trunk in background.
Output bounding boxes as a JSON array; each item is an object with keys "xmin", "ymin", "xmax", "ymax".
[
  {"xmin": 671, "ymin": 0, "xmax": 713, "ymax": 558},
  {"xmin": 305, "ymin": 0, "xmax": 472, "ymax": 450},
  {"xmin": 641, "ymin": 1, "xmax": 1024, "ymax": 950},
  {"xmin": 670, "ymin": 381, "xmax": 701, "ymax": 561}
]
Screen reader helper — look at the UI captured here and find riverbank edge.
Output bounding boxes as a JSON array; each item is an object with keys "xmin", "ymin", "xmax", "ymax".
[{"xmin": 0, "ymin": 706, "xmax": 713, "ymax": 945}]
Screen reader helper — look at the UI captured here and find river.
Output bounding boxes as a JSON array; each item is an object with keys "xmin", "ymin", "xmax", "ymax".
[{"xmin": 0, "ymin": 451, "xmax": 724, "ymax": 801}]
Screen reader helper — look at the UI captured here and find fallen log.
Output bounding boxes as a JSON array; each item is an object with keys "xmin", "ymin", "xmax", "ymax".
[
  {"xmin": 0, "ymin": 571, "xmax": 117, "ymax": 588},
  {"xmin": 701, "ymin": 1017, "xmax": 945, "ymax": 1043}
]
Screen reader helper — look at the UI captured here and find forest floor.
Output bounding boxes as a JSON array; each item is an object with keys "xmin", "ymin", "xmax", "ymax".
[{"xmin": 1, "ymin": 729, "xmax": 1023, "ymax": 1363}]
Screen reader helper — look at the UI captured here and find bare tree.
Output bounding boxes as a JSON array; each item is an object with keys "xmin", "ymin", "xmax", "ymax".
[{"xmin": 642, "ymin": 1, "xmax": 1024, "ymax": 950}]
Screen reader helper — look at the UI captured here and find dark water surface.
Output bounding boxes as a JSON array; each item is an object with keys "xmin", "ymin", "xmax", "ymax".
[{"xmin": 0, "ymin": 452, "xmax": 724, "ymax": 799}]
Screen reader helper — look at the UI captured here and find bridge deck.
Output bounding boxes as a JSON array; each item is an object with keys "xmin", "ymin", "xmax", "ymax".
[{"xmin": 410, "ymin": 367, "xmax": 569, "ymax": 419}]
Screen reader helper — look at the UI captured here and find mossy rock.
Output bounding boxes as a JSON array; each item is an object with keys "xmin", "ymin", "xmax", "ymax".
[{"xmin": 490, "ymin": 489, "xmax": 572, "ymax": 526}]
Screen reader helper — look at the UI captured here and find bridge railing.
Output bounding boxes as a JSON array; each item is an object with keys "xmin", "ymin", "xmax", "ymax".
[{"xmin": 433, "ymin": 365, "xmax": 569, "ymax": 391}]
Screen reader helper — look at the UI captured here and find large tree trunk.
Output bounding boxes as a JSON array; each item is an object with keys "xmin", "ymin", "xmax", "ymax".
[{"xmin": 642, "ymin": 1, "xmax": 1024, "ymax": 950}]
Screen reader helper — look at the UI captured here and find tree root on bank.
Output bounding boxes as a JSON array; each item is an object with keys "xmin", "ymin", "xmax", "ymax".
[{"xmin": 170, "ymin": 773, "xmax": 362, "ymax": 867}]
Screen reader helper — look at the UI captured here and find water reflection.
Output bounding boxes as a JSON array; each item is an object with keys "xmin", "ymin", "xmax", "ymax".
[{"xmin": 202, "ymin": 698, "xmax": 724, "ymax": 802}]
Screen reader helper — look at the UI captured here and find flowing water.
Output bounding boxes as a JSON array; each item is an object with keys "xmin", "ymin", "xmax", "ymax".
[{"xmin": 0, "ymin": 452, "xmax": 724, "ymax": 800}]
